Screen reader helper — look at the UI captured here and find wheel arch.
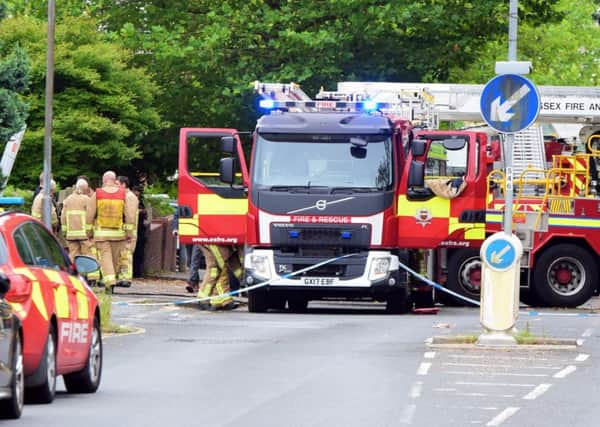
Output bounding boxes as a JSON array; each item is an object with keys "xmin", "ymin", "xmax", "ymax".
[{"xmin": 532, "ymin": 237, "xmax": 599, "ymax": 269}]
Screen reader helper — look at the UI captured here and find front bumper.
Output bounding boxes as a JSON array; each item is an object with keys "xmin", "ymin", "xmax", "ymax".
[{"xmin": 244, "ymin": 249, "xmax": 406, "ymax": 298}]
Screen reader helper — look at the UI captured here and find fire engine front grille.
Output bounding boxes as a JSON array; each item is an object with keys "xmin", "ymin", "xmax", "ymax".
[{"xmin": 270, "ymin": 224, "xmax": 371, "ymax": 248}]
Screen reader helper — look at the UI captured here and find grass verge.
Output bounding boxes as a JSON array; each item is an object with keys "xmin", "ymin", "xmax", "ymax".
[{"xmin": 95, "ymin": 291, "xmax": 135, "ymax": 334}]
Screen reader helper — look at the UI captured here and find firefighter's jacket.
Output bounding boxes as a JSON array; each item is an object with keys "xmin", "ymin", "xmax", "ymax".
[
  {"xmin": 31, "ymin": 192, "xmax": 58, "ymax": 227},
  {"xmin": 90, "ymin": 183, "xmax": 137, "ymax": 241},
  {"xmin": 60, "ymin": 192, "xmax": 94, "ymax": 241},
  {"xmin": 124, "ymin": 189, "xmax": 140, "ymax": 238}
]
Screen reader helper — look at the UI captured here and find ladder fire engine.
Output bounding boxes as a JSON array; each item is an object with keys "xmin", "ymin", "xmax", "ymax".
[{"xmin": 335, "ymin": 82, "xmax": 600, "ymax": 307}]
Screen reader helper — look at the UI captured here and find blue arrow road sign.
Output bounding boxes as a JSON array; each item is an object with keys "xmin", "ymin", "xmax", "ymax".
[
  {"xmin": 480, "ymin": 74, "xmax": 540, "ymax": 133},
  {"xmin": 484, "ymin": 238, "xmax": 517, "ymax": 271}
]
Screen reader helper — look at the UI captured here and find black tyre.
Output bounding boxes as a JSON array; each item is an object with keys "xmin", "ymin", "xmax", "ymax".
[
  {"xmin": 27, "ymin": 324, "xmax": 57, "ymax": 404},
  {"xmin": 0, "ymin": 332, "xmax": 24, "ymax": 419},
  {"xmin": 444, "ymin": 249, "xmax": 482, "ymax": 306},
  {"xmin": 64, "ymin": 316, "xmax": 103, "ymax": 393},
  {"xmin": 533, "ymin": 244, "xmax": 597, "ymax": 307},
  {"xmin": 288, "ymin": 297, "xmax": 308, "ymax": 313},
  {"xmin": 386, "ymin": 290, "xmax": 411, "ymax": 314},
  {"xmin": 247, "ymin": 290, "xmax": 268, "ymax": 313}
]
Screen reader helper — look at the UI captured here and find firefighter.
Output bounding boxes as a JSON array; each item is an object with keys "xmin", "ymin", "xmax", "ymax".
[
  {"xmin": 31, "ymin": 179, "xmax": 58, "ymax": 234},
  {"xmin": 116, "ymin": 176, "xmax": 139, "ymax": 287},
  {"xmin": 60, "ymin": 178, "xmax": 94, "ymax": 261},
  {"xmin": 90, "ymin": 171, "xmax": 136, "ymax": 293},
  {"xmin": 197, "ymin": 244, "xmax": 241, "ymax": 310}
]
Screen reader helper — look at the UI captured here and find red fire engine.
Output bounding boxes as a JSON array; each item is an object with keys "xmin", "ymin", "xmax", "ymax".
[
  {"xmin": 177, "ymin": 82, "xmax": 438, "ymax": 313},
  {"xmin": 338, "ymin": 82, "xmax": 600, "ymax": 308}
]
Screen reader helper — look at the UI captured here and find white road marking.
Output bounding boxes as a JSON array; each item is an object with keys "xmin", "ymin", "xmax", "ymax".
[
  {"xmin": 447, "ymin": 354, "xmax": 555, "ymax": 362},
  {"xmin": 446, "ymin": 371, "xmax": 548, "ymax": 378},
  {"xmin": 575, "ymin": 353, "xmax": 589, "ymax": 362},
  {"xmin": 409, "ymin": 381, "xmax": 423, "ymax": 398},
  {"xmin": 456, "ymin": 381, "xmax": 534, "ymax": 388},
  {"xmin": 424, "ymin": 351, "xmax": 436, "ymax": 359},
  {"xmin": 399, "ymin": 404, "xmax": 417, "ymax": 424},
  {"xmin": 417, "ymin": 362, "xmax": 432, "ymax": 376},
  {"xmin": 553, "ymin": 365, "xmax": 577, "ymax": 379},
  {"xmin": 486, "ymin": 407, "xmax": 520, "ymax": 426},
  {"xmin": 582, "ymin": 328, "xmax": 594, "ymax": 337},
  {"xmin": 442, "ymin": 362, "xmax": 560, "ymax": 370},
  {"xmin": 434, "ymin": 405, "xmax": 498, "ymax": 411},
  {"xmin": 523, "ymin": 384, "xmax": 552, "ymax": 400},
  {"xmin": 434, "ymin": 388, "xmax": 457, "ymax": 392}
]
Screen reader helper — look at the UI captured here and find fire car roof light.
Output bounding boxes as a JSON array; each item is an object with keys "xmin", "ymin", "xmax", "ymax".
[
  {"xmin": 340, "ymin": 231, "xmax": 352, "ymax": 239},
  {"xmin": 289, "ymin": 230, "xmax": 300, "ymax": 238}
]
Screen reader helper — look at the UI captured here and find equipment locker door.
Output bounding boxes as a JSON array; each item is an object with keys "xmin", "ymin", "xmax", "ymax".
[{"xmin": 177, "ymin": 128, "xmax": 249, "ymax": 245}]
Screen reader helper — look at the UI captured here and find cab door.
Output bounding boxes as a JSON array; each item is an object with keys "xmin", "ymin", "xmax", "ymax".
[
  {"xmin": 397, "ymin": 131, "xmax": 487, "ymax": 248},
  {"xmin": 177, "ymin": 128, "xmax": 249, "ymax": 245}
]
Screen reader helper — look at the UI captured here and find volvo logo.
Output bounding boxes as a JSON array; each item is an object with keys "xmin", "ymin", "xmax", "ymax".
[
  {"xmin": 315, "ymin": 200, "xmax": 327, "ymax": 211},
  {"xmin": 287, "ymin": 196, "xmax": 355, "ymax": 214}
]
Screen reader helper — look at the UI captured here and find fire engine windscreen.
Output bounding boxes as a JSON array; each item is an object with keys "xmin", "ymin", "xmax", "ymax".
[{"xmin": 253, "ymin": 135, "xmax": 393, "ymax": 190}]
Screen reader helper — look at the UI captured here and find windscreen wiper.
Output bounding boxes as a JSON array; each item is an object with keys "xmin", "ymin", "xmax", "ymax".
[
  {"xmin": 270, "ymin": 185, "xmax": 329, "ymax": 193},
  {"xmin": 330, "ymin": 187, "xmax": 381, "ymax": 194}
]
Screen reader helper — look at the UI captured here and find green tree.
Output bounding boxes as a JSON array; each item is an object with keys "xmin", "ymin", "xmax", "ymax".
[
  {"xmin": 85, "ymin": 0, "xmax": 564, "ymax": 177},
  {"xmin": 0, "ymin": 15, "xmax": 164, "ymax": 187},
  {"xmin": 0, "ymin": 0, "xmax": 29, "ymax": 145},
  {"xmin": 449, "ymin": 0, "xmax": 600, "ymax": 85}
]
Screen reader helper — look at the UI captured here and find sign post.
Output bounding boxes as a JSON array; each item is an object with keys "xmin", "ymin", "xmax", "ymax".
[{"xmin": 477, "ymin": 1, "xmax": 541, "ymax": 343}]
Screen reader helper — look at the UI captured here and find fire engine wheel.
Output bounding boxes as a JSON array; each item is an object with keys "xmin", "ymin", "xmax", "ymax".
[
  {"xmin": 444, "ymin": 249, "xmax": 481, "ymax": 307},
  {"xmin": 533, "ymin": 244, "xmax": 597, "ymax": 307},
  {"xmin": 27, "ymin": 324, "xmax": 57, "ymax": 404},
  {"xmin": 64, "ymin": 316, "xmax": 103, "ymax": 393},
  {"xmin": 0, "ymin": 331, "xmax": 24, "ymax": 419},
  {"xmin": 248, "ymin": 290, "xmax": 268, "ymax": 313}
]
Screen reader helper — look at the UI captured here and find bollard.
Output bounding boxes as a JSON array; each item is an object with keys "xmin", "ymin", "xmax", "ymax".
[{"xmin": 477, "ymin": 232, "xmax": 523, "ymax": 346}]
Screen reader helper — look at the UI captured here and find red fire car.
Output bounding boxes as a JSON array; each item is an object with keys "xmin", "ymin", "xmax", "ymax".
[{"xmin": 1, "ymin": 212, "xmax": 102, "ymax": 403}]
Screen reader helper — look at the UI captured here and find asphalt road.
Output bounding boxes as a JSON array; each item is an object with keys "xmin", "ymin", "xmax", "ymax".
[{"xmin": 6, "ymin": 297, "xmax": 600, "ymax": 427}]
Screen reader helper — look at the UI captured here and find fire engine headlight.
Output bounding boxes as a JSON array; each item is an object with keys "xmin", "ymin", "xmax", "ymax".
[
  {"xmin": 250, "ymin": 254, "xmax": 271, "ymax": 279},
  {"xmin": 368, "ymin": 257, "xmax": 391, "ymax": 281}
]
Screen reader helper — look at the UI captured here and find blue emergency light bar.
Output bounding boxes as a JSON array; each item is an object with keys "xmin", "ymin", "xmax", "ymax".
[{"xmin": 258, "ymin": 99, "xmax": 389, "ymax": 113}]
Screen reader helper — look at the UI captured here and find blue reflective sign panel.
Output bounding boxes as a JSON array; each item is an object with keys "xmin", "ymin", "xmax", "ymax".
[
  {"xmin": 480, "ymin": 74, "xmax": 540, "ymax": 133},
  {"xmin": 484, "ymin": 238, "xmax": 517, "ymax": 271}
]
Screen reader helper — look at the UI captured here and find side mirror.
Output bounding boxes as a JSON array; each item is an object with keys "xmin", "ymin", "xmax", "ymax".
[
  {"xmin": 443, "ymin": 138, "xmax": 466, "ymax": 150},
  {"xmin": 221, "ymin": 136, "xmax": 236, "ymax": 154},
  {"xmin": 0, "ymin": 273, "xmax": 10, "ymax": 295},
  {"xmin": 411, "ymin": 139, "xmax": 427, "ymax": 157},
  {"xmin": 408, "ymin": 160, "xmax": 425, "ymax": 187},
  {"xmin": 219, "ymin": 157, "xmax": 235, "ymax": 184},
  {"xmin": 74, "ymin": 255, "xmax": 101, "ymax": 275}
]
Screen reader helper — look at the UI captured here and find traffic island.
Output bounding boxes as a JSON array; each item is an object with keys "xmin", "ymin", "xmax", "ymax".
[{"xmin": 427, "ymin": 333, "xmax": 579, "ymax": 350}]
